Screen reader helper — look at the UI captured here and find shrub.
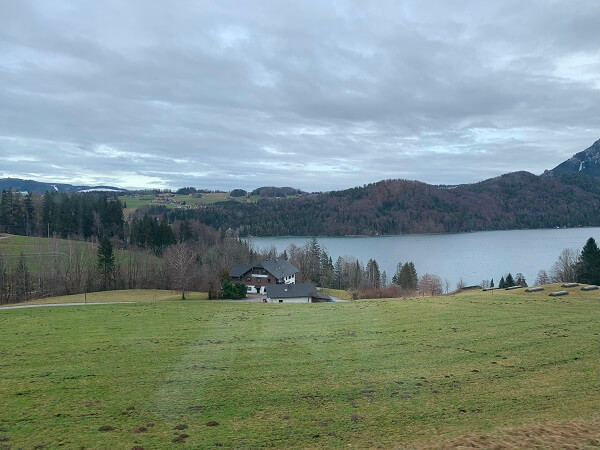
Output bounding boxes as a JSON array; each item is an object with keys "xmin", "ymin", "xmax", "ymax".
[{"xmin": 220, "ymin": 279, "xmax": 247, "ymax": 299}]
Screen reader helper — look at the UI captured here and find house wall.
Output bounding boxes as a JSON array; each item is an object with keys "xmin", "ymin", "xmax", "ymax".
[
  {"xmin": 267, "ymin": 296, "xmax": 311, "ymax": 303},
  {"xmin": 283, "ymin": 274, "xmax": 296, "ymax": 284},
  {"xmin": 247, "ymin": 285, "xmax": 267, "ymax": 294}
]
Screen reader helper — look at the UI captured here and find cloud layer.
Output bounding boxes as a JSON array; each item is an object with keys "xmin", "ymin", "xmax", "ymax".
[{"xmin": 1, "ymin": 0, "xmax": 599, "ymax": 190}]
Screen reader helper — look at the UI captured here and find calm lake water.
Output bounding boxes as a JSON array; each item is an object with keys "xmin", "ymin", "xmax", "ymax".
[{"xmin": 249, "ymin": 228, "xmax": 600, "ymax": 288}]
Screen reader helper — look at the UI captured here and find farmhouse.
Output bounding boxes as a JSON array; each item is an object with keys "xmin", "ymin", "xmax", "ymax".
[
  {"xmin": 266, "ymin": 283, "xmax": 332, "ymax": 303},
  {"xmin": 229, "ymin": 258, "xmax": 299, "ymax": 294}
]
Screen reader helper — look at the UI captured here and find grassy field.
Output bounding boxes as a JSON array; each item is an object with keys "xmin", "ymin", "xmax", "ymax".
[
  {"xmin": 320, "ymin": 287, "xmax": 353, "ymax": 300},
  {"xmin": 10, "ymin": 289, "xmax": 209, "ymax": 306},
  {"xmin": 119, "ymin": 193, "xmax": 299, "ymax": 217},
  {"xmin": 0, "ymin": 235, "xmax": 161, "ymax": 271},
  {"xmin": 0, "ymin": 288, "xmax": 598, "ymax": 448},
  {"xmin": 120, "ymin": 193, "xmax": 283, "ymax": 209}
]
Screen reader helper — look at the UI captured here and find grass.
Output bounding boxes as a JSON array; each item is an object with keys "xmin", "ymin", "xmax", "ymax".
[
  {"xmin": 458, "ymin": 282, "xmax": 600, "ymax": 301},
  {"xmin": 10, "ymin": 289, "xmax": 209, "ymax": 306},
  {"xmin": 0, "ymin": 234, "xmax": 161, "ymax": 271},
  {"xmin": 119, "ymin": 193, "xmax": 299, "ymax": 216},
  {"xmin": 320, "ymin": 287, "xmax": 352, "ymax": 300},
  {"xmin": 0, "ymin": 289, "xmax": 598, "ymax": 448}
]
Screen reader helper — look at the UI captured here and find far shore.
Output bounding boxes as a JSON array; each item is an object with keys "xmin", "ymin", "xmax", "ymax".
[{"xmin": 245, "ymin": 225, "xmax": 600, "ymax": 240}]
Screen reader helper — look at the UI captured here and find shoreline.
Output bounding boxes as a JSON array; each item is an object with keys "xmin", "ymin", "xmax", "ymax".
[{"xmin": 245, "ymin": 225, "xmax": 600, "ymax": 240}]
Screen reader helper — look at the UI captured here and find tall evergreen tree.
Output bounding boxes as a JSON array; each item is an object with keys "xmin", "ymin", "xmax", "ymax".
[
  {"xmin": 392, "ymin": 262, "xmax": 403, "ymax": 286},
  {"xmin": 365, "ymin": 259, "xmax": 381, "ymax": 288},
  {"xmin": 41, "ymin": 191, "xmax": 57, "ymax": 237},
  {"xmin": 577, "ymin": 237, "xmax": 600, "ymax": 284},
  {"xmin": 408, "ymin": 262, "xmax": 418, "ymax": 290},
  {"xmin": 23, "ymin": 193, "xmax": 36, "ymax": 235},
  {"xmin": 97, "ymin": 235, "xmax": 116, "ymax": 290},
  {"xmin": 505, "ymin": 273, "xmax": 515, "ymax": 287},
  {"xmin": 333, "ymin": 256, "xmax": 344, "ymax": 289},
  {"xmin": 0, "ymin": 190, "xmax": 15, "ymax": 233}
]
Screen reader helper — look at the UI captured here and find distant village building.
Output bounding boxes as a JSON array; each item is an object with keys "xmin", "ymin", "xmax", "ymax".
[
  {"xmin": 266, "ymin": 283, "xmax": 332, "ymax": 303},
  {"xmin": 229, "ymin": 258, "xmax": 299, "ymax": 294}
]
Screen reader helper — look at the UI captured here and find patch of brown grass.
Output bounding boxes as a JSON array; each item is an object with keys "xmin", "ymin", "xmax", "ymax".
[{"xmin": 422, "ymin": 417, "xmax": 600, "ymax": 449}]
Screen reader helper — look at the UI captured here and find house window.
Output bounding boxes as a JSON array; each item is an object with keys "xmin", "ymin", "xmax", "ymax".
[
  {"xmin": 279, "ymin": 299, "xmax": 283, "ymax": 303},
  {"xmin": 245, "ymin": 277, "xmax": 251, "ymax": 282}
]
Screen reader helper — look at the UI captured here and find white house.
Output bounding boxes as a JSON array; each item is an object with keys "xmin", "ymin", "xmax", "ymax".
[{"xmin": 229, "ymin": 258, "xmax": 299, "ymax": 295}]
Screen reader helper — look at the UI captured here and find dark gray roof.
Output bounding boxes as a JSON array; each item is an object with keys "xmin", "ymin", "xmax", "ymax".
[
  {"xmin": 229, "ymin": 264, "xmax": 252, "ymax": 278},
  {"xmin": 229, "ymin": 258, "xmax": 298, "ymax": 279},
  {"xmin": 266, "ymin": 283, "xmax": 327, "ymax": 299},
  {"xmin": 260, "ymin": 258, "xmax": 299, "ymax": 279}
]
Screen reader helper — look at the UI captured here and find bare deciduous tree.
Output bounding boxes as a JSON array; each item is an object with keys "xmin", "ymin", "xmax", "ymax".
[
  {"xmin": 164, "ymin": 243, "xmax": 198, "ymax": 299},
  {"xmin": 535, "ymin": 269, "xmax": 550, "ymax": 286},
  {"xmin": 550, "ymin": 249, "xmax": 578, "ymax": 282},
  {"xmin": 419, "ymin": 273, "xmax": 443, "ymax": 296}
]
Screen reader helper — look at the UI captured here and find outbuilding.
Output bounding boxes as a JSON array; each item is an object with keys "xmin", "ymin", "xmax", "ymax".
[{"xmin": 266, "ymin": 283, "xmax": 332, "ymax": 303}]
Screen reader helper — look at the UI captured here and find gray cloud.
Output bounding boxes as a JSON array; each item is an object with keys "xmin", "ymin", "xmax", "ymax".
[{"xmin": 1, "ymin": 0, "xmax": 599, "ymax": 190}]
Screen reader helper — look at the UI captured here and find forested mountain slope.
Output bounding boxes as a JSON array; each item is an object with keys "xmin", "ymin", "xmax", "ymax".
[{"xmin": 166, "ymin": 171, "xmax": 600, "ymax": 236}]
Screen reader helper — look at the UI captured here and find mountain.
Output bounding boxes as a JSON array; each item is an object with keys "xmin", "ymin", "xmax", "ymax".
[
  {"xmin": 0, "ymin": 178, "xmax": 126, "ymax": 193},
  {"xmin": 166, "ymin": 170, "xmax": 600, "ymax": 236},
  {"xmin": 544, "ymin": 139, "xmax": 600, "ymax": 177}
]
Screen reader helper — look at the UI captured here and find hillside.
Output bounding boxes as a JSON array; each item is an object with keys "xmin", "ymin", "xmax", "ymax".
[
  {"xmin": 166, "ymin": 171, "xmax": 600, "ymax": 236},
  {"xmin": 544, "ymin": 139, "xmax": 600, "ymax": 178},
  {"xmin": 0, "ymin": 235, "xmax": 161, "ymax": 272},
  {"xmin": 0, "ymin": 291, "xmax": 597, "ymax": 447}
]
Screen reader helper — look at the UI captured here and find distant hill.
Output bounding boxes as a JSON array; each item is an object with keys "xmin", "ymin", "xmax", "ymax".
[
  {"xmin": 544, "ymin": 139, "xmax": 600, "ymax": 177},
  {"xmin": 167, "ymin": 170, "xmax": 600, "ymax": 236},
  {"xmin": 250, "ymin": 186, "xmax": 305, "ymax": 197},
  {"xmin": 0, "ymin": 178, "xmax": 126, "ymax": 193}
]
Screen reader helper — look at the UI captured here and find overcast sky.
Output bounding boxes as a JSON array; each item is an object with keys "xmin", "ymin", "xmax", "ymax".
[{"xmin": 1, "ymin": 1, "xmax": 599, "ymax": 191}]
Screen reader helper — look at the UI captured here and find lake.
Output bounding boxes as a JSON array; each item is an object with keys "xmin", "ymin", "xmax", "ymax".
[{"xmin": 249, "ymin": 228, "xmax": 600, "ymax": 288}]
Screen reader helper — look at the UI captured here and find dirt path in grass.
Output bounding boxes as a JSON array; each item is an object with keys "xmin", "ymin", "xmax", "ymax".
[{"xmin": 0, "ymin": 302, "xmax": 135, "ymax": 310}]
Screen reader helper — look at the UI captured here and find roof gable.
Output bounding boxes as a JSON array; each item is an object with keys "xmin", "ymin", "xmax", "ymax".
[
  {"xmin": 229, "ymin": 264, "xmax": 252, "ymax": 277},
  {"xmin": 260, "ymin": 258, "xmax": 299, "ymax": 279}
]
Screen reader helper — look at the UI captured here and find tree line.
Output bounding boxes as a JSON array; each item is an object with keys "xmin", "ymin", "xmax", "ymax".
[
  {"xmin": 534, "ymin": 237, "xmax": 600, "ymax": 286},
  {"xmin": 280, "ymin": 237, "xmax": 447, "ymax": 298},
  {"xmin": 480, "ymin": 237, "xmax": 600, "ymax": 289},
  {"xmin": 0, "ymin": 190, "xmax": 124, "ymax": 239}
]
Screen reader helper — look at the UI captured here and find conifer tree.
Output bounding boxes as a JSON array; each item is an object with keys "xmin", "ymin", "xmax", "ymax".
[
  {"xmin": 97, "ymin": 235, "xmax": 115, "ymax": 290},
  {"xmin": 23, "ymin": 193, "xmax": 36, "ymax": 235},
  {"xmin": 505, "ymin": 273, "xmax": 515, "ymax": 287},
  {"xmin": 392, "ymin": 262, "xmax": 403, "ymax": 285},
  {"xmin": 577, "ymin": 237, "xmax": 600, "ymax": 284}
]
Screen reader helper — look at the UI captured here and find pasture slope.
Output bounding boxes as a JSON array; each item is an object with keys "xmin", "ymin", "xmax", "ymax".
[
  {"xmin": 0, "ymin": 287, "xmax": 598, "ymax": 448},
  {"xmin": 0, "ymin": 235, "xmax": 161, "ymax": 272}
]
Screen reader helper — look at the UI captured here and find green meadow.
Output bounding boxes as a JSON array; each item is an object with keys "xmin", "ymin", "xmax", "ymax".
[
  {"xmin": 119, "ymin": 193, "xmax": 300, "ymax": 218},
  {"xmin": 0, "ymin": 288, "xmax": 598, "ymax": 448},
  {"xmin": 120, "ymin": 193, "xmax": 272, "ymax": 209},
  {"xmin": 0, "ymin": 235, "xmax": 161, "ymax": 271}
]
